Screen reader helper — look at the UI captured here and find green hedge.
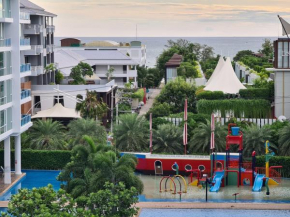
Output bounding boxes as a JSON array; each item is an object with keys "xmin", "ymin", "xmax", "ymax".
[
  {"xmin": 0, "ymin": 150, "xmax": 71, "ymax": 170},
  {"xmin": 131, "ymin": 88, "xmax": 145, "ymax": 101},
  {"xmin": 197, "ymin": 99, "xmax": 271, "ymax": 118},
  {"xmin": 239, "ymin": 88, "xmax": 270, "ymax": 100},
  {"xmin": 256, "ymin": 156, "xmax": 290, "ymax": 178},
  {"xmin": 196, "ymin": 91, "xmax": 225, "ymax": 100}
]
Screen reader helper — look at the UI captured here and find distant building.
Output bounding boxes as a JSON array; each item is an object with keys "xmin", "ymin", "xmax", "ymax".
[
  {"xmin": 164, "ymin": 54, "xmax": 183, "ymax": 84},
  {"xmin": 60, "ymin": 38, "xmax": 81, "ymax": 47},
  {"xmin": 267, "ymin": 38, "xmax": 290, "ymax": 118}
]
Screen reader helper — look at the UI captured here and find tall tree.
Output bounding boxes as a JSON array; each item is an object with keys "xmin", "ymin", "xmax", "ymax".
[
  {"xmin": 189, "ymin": 121, "xmax": 227, "ymax": 154},
  {"xmin": 278, "ymin": 124, "xmax": 290, "ymax": 156},
  {"xmin": 243, "ymin": 125, "xmax": 274, "ymax": 157},
  {"xmin": 259, "ymin": 38, "xmax": 274, "ymax": 57},
  {"xmin": 75, "ymin": 90, "xmax": 108, "ymax": 120},
  {"xmin": 70, "ymin": 62, "xmax": 94, "ymax": 85},
  {"xmin": 67, "ymin": 118, "xmax": 107, "ymax": 148},
  {"xmin": 114, "ymin": 114, "xmax": 149, "ymax": 152},
  {"xmin": 153, "ymin": 124, "xmax": 183, "ymax": 154},
  {"xmin": 28, "ymin": 119, "xmax": 66, "ymax": 150}
]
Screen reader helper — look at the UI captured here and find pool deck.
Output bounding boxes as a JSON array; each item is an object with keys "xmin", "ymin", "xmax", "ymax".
[
  {"xmin": 0, "ymin": 173, "xmax": 26, "ymax": 198},
  {"xmin": 137, "ymin": 202, "xmax": 290, "ymax": 210}
]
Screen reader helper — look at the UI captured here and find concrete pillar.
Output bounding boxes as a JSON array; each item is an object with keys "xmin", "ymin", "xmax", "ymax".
[
  {"xmin": 4, "ymin": 137, "xmax": 11, "ymax": 184},
  {"xmin": 15, "ymin": 135, "xmax": 21, "ymax": 175}
]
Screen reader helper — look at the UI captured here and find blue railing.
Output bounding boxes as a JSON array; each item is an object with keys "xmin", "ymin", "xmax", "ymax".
[
  {"xmin": 20, "ymin": 63, "xmax": 31, "ymax": 73},
  {"xmin": 21, "ymin": 114, "xmax": 31, "ymax": 126},
  {"xmin": 0, "ymin": 38, "xmax": 11, "ymax": 47},
  {"xmin": 20, "ymin": 38, "xmax": 30, "ymax": 46},
  {"xmin": 21, "ymin": 89, "xmax": 31, "ymax": 100}
]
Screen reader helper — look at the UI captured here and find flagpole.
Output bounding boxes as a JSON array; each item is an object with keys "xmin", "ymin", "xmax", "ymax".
[
  {"xmin": 150, "ymin": 113, "xmax": 152, "ymax": 154},
  {"xmin": 278, "ymin": 15, "xmax": 290, "ymax": 39}
]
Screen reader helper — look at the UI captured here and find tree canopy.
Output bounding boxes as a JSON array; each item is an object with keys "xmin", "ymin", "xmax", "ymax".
[{"xmin": 70, "ymin": 62, "xmax": 94, "ymax": 85}]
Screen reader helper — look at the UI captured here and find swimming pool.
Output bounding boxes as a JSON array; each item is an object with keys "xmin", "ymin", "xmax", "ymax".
[{"xmin": 139, "ymin": 209, "xmax": 290, "ymax": 217}]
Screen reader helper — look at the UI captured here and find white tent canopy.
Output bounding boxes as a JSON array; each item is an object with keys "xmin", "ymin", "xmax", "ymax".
[
  {"xmin": 32, "ymin": 103, "xmax": 81, "ymax": 119},
  {"xmin": 205, "ymin": 56, "xmax": 225, "ymax": 87},
  {"xmin": 204, "ymin": 57, "xmax": 246, "ymax": 94},
  {"xmin": 279, "ymin": 16, "xmax": 290, "ymax": 36}
]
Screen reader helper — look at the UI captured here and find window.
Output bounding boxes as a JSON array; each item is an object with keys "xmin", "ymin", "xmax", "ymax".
[
  {"xmin": 123, "ymin": 65, "xmax": 127, "ymax": 71},
  {"xmin": 185, "ymin": 164, "xmax": 192, "ymax": 171},
  {"xmin": 54, "ymin": 96, "xmax": 64, "ymax": 106},
  {"xmin": 34, "ymin": 96, "xmax": 41, "ymax": 108},
  {"xmin": 0, "ymin": 79, "xmax": 12, "ymax": 106},
  {"xmin": 278, "ymin": 42, "xmax": 283, "ymax": 68},
  {"xmin": 0, "ymin": 110, "xmax": 6, "ymax": 135},
  {"xmin": 283, "ymin": 42, "xmax": 289, "ymax": 68},
  {"xmin": 172, "ymin": 164, "xmax": 178, "ymax": 171},
  {"xmin": 166, "ymin": 68, "xmax": 177, "ymax": 82},
  {"xmin": 198, "ymin": 165, "xmax": 205, "ymax": 172}
]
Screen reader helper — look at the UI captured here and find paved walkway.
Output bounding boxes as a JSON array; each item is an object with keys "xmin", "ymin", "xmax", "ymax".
[{"xmin": 139, "ymin": 88, "xmax": 161, "ymax": 116}]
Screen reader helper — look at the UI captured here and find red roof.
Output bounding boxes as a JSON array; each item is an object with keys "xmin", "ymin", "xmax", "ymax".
[{"xmin": 165, "ymin": 54, "xmax": 183, "ymax": 67}]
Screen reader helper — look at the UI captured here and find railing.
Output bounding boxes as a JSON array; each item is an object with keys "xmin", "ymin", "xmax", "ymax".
[
  {"xmin": 31, "ymin": 66, "xmax": 43, "ymax": 75},
  {"xmin": 0, "ymin": 9, "xmax": 11, "ymax": 18},
  {"xmin": 21, "ymin": 89, "xmax": 31, "ymax": 100},
  {"xmin": 0, "ymin": 38, "xmax": 11, "ymax": 47},
  {"xmin": 24, "ymin": 24, "xmax": 43, "ymax": 32},
  {"xmin": 20, "ymin": 38, "xmax": 30, "ymax": 46},
  {"xmin": 270, "ymin": 166, "xmax": 282, "ymax": 183},
  {"xmin": 215, "ymin": 117, "xmax": 277, "ymax": 128},
  {"xmin": 0, "ymin": 67, "xmax": 11, "ymax": 77},
  {"xmin": 21, "ymin": 114, "xmax": 31, "ymax": 126},
  {"xmin": 255, "ymin": 167, "xmax": 266, "ymax": 175},
  {"xmin": 20, "ymin": 12, "xmax": 30, "ymax": 20},
  {"xmin": 46, "ymin": 25, "xmax": 55, "ymax": 32},
  {"xmin": 20, "ymin": 63, "xmax": 31, "ymax": 73}
]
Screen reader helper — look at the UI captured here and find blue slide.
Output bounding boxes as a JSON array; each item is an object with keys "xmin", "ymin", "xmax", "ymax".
[
  {"xmin": 252, "ymin": 174, "xmax": 265, "ymax": 192},
  {"xmin": 210, "ymin": 171, "xmax": 225, "ymax": 192}
]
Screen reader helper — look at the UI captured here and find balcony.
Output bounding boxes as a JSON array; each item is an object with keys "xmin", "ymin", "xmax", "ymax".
[
  {"xmin": 21, "ymin": 89, "xmax": 31, "ymax": 100},
  {"xmin": 20, "ymin": 63, "xmax": 31, "ymax": 73},
  {"xmin": 128, "ymin": 70, "xmax": 137, "ymax": 77},
  {"xmin": 46, "ymin": 44, "xmax": 53, "ymax": 53},
  {"xmin": 21, "ymin": 114, "xmax": 31, "ymax": 126},
  {"xmin": 31, "ymin": 66, "xmax": 44, "ymax": 76},
  {"xmin": 0, "ymin": 9, "xmax": 12, "ymax": 23},
  {"xmin": 20, "ymin": 38, "xmax": 30, "ymax": 46},
  {"xmin": 24, "ymin": 24, "xmax": 43, "ymax": 35},
  {"xmin": 24, "ymin": 45, "xmax": 43, "ymax": 55},
  {"xmin": 46, "ymin": 25, "xmax": 55, "ymax": 33},
  {"xmin": 0, "ymin": 38, "xmax": 11, "ymax": 49},
  {"xmin": 20, "ymin": 12, "xmax": 30, "ymax": 23}
]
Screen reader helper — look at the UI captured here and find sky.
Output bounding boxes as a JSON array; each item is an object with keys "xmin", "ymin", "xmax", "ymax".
[{"xmin": 33, "ymin": 0, "xmax": 290, "ymax": 37}]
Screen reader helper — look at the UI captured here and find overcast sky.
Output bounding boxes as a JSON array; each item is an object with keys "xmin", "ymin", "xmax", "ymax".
[{"xmin": 34, "ymin": 0, "xmax": 290, "ymax": 37}]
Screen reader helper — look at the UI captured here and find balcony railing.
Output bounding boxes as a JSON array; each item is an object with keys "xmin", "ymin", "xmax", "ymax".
[
  {"xmin": 24, "ymin": 24, "xmax": 43, "ymax": 34},
  {"xmin": 21, "ymin": 89, "xmax": 31, "ymax": 100},
  {"xmin": 20, "ymin": 63, "xmax": 31, "ymax": 73},
  {"xmin": 31, "ymin": 66, "xmax": 43, "ymax": 75},
  {"xmin": 20, "ymin": 12, "xmax": 30, "ymax": 20},
  {"xmin": 0, "ymin": 9, "xmax": 11, "ymax": 18},
  {"xmin": 46, "ymin": 25, "xmax": 55, "ymax": 33},
  {"xmin": 21, "ymin": 114, "xmax": 31, "ymax": 126},
  {"xmin": 0, "ymin": 38, "xmax": 11, "ymax": 47},
  {"xmin": 20, "ymin": 38, "xmax": 30, "ymax": 46}
]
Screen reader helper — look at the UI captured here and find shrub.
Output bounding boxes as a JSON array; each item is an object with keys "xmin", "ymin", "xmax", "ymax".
[
  {"xmin": 55, "ymin": 70, "xmax": 64, "ymax": 84},
  {"xmin": 239, "ymin": 88, "xmax": 270, "ymax": 100},
  {"xmin": 131, "ymin": 88, "xmax": 145, "ymax": 101},
  {"xmin": 0, "ymin": 150, "xmax": 71, "ymax": 170},
  {"xmin": 196, "ymin": 91, "xmax": 225, "ymax": 100},
  {"xmin": 146, "ymin": 102, "xmax": 171, "ymax": 119}
]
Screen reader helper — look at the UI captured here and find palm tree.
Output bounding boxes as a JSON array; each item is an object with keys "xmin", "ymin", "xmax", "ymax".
[
  {"xmin": 57, "ymin": 136, "xmax": 143, "ymax": 198},
  {"xmin": 278, "ymin": 124, "xmax": 290, "ymax": 156},
  {"xmin": 189, "ymin": 121, "xmax": 227, "ymax": 154},
  {"xmin": 114, "ymin": 114, "xmax": 149, "ymax": 152},
  {"xmin": 243, "ymin": 125, "xmax": 274, "ymax": 157},
  {"xmin": 67, "ymin": 118, "xmax": 107, "ymax": 148},
  {"xmin": 75, "ymin": 90, "xmax": 108, "ymax": 120},
  {"xmin": 28, "ymin": 119, "xmax": 66, "ymax": 150},
  {"xmin": 152, "ymin": 124, "xmax": 183, "ymax": 154}
]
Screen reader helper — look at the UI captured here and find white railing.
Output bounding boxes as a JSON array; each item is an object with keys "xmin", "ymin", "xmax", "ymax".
[
  {"xmin": 215, "ymin": 117, "xmax": 277, "ymax": 128},
  {"xmin": 147, "ymin": 154, "xmax": 210, "ymax": 159},
  {"xmin": 25, "ymin": 24, "xmax": 43, "ymax": 33},
  {"xmin": 0, "ymin": 9, "xmax": 11, "ymax": 18},
  {"xmin": 31, "ymin": 66, "xmax": 43, "ymax": 75},
  {"xmin": 20, "ymin": 12, "xmax": 30, "ymax": 20},
  {"xmin": 162, "ymin": 117, "xmax": 183, "ymax": 126},
  {"xmin": 0, "ymin": 38, "xmax": 11, "ymax": 47},
  {"xmin": 46, "ymin": 25, "xmax": 55, "ymax": 32}
]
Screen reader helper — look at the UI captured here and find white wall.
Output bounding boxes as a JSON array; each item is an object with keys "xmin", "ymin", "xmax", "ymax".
[{"xmin": 275, "ymin": 71, "xmax": 290, "ymax": 118}]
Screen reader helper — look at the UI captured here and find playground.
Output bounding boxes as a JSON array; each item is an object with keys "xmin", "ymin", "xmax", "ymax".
[{"xmin": 134, "ymin": 124, "xmax": 289, "ymax": 203}]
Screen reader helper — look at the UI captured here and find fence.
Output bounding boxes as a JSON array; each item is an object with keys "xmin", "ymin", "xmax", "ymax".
[
  {"xmin": 215, "ymin": 117, "xmax": 277, "ymax": 128},
  {"xmin": 162, "ymin": 117, "xmax": 183, "ymax": 126}
]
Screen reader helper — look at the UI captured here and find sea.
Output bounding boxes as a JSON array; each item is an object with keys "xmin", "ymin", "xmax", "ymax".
[{"xmin": 55, "ymin": 37, "xmax": 277, "ymax": 68}]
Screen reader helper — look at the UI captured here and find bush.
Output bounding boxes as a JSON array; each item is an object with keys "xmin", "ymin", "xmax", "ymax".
[
  {"xmin": 0, "ymin": 150, "xmax": 71, "ymax": 170},
  {"xmin": 131, "ymin": 88, "xmax": 145, "ymax": 101},
  {"xmin": 146, "ymin": 102, "xmax": 171, "ymax": 119},
  {"xmin": 196, "ymin": 91, "xmax": 225, "ymax": 100},
  {"xmin": 152, "ymin": 117, "xmax": 172, "ymax": 129},
  {"xmin": 256, "ymin": 156, "xmax": 290, "ymax": 178},
  {"xmin": 55, "ymin": 70, "xmax": 64, "ymax": 84},
  {"xmin": 239, "ymin": 88, "xmax": 270, "ymax": 100}
]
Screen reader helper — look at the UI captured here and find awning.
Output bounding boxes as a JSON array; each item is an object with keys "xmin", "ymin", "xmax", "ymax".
[{"xmin": 32, "ymin": 103, "xmax": 81, "ymax": 119}]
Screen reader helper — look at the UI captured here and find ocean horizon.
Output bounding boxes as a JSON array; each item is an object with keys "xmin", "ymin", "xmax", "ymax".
[{"xmin": 55, "ymin": 37, "xmax": 277, "ymax": 68}]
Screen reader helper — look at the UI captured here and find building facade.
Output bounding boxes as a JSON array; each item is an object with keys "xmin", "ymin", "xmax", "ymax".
[
  {"xmin": 268, "ymin": 38, "xmax": 290, "ymax": 118},
  {"xmin": 164, "ymin": 54, "xmax": 183, "ymax": 84},
  {"xmin": 0, "ymin": 0, "xmax": 55, "ymax": 184}
]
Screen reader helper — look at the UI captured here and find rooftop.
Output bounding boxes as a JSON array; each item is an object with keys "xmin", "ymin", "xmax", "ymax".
[
  {"xmin": 165, "ymin": 54, "xmax": 183, "ymax": 67},
  {"xmin": 20, "ymin": 0, "xmax": 57, "ymax": 17}
]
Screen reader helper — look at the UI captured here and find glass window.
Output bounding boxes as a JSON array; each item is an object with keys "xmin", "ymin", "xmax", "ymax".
[
  {"xmin": 0, "ymin": 81, "xmax": 4, "ymax": 105},
  {"xmin": 0, "ymin": 79, "xmax": 12, "ymax": 105},
  {"xmin": 0, "ymin": 110, "xmax": 6, "ymax": 135},
  {"xmin": 278, "ymin": 42, "xmax": 283, "ymax": 68},
  {"xmin": 283, "ymin": 42, "xmax": 289, "ymax": 68},
  {"xmin": 167, "ymin": 68, "xmax": 177, "ymax": 82}
]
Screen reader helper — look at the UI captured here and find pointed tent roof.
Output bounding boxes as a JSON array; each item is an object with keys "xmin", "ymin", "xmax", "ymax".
[
  {"xmin": 32, "ymin": 103, "xmax": 81, "ymax": 119},
  {"xmin": 205, "ymin": 56, "xmax": 225, "ymax": 87},
  {"xmin": 279, "ymin": 16, "xmax": 290, "ymax": 36},
  {"xmin": 204, "ymin": 57, "xmax": 246, "ymax": 94}
]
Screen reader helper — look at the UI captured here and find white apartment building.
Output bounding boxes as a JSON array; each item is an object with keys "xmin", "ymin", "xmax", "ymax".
[
  {"xmin": 55, "ymin": 49, "xmax": 138, "ymax": 88},
  {"xmin": 0, "ymin": 0, "xmax": 55, "ymax": 184}
]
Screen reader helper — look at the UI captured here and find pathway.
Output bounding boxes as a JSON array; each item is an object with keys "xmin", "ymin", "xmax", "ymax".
[{"xmin": 138, "ymin": 88, "xmax": 161, "ymax": 116}]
